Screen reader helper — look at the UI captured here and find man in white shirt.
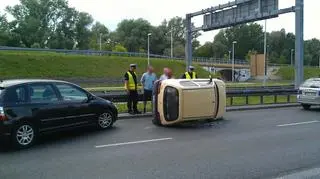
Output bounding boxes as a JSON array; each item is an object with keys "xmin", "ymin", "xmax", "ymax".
[{"xmin": 159, "ymin": 68, "xmax": 169, "ymax": 81}]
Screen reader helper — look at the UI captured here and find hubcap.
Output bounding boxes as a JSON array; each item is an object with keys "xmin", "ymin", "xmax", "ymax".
[
  {"xmin": 16, "ymin": 125, "xmax": 34, "ymax": 146},
  {"xmin": 98, "ymin": 113, "xmax": 113, "ymax": 128}
]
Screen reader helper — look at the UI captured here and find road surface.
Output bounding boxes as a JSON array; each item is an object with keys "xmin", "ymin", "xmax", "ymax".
[{"xmin": 1, "ymin": 107, "xmax": 320, "ymax": 179}]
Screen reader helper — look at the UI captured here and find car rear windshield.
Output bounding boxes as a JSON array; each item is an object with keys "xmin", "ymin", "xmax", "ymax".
[{"xmin": 301, "ymin": 80, "xmax": 320, "ymax": 88}]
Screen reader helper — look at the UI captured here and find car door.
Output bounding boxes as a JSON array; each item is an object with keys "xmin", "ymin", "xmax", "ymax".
[
  {"xmin": 27, "ymin": 83, "xmax": 68, "ymax": 132},
  {"xmin": 54, "ymin": 83, "xmax": 95, "ymax": 126}
]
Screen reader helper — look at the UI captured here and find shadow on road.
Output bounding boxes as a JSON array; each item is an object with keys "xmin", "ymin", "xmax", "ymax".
[
  {"xmin": 165, "ymin": 118, "xmax": 231, "ymax": 130},
  {"xmin": 0, "ymin": 126, "xmax": 119, "ymax": 152}
]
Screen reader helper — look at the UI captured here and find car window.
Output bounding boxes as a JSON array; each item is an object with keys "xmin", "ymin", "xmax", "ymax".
[
  {"xmin": 301, "ymin": 80, "xmax": 320, "ymax": 88},
  {"xmin": 29, "ymin": 84, "xmax": 58, "ymax": 103},
  {"xmin": 55, "ymin": 84, "xmax": 88, "ymax": 102},
  {"xmin": 3, "ymin": 86, "xmax": 27, "ymax": 104}
]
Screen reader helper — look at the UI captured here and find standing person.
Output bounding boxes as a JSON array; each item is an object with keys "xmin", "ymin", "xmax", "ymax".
[
  {"xmin": 140, "ymin": 65, "xmax": 157, "ymax": 113},
  {"xmin": 181, "ymin": 66, "xmax": 197, "ymax": 79},
  {"xmin": 124, "ymin": 64, "xmax": 141, "ymax": 114},
  {"xmin": 167, "ymin": 68, "xmax": 174, "ymax": 79},
  {"xmin": 159, "ymin": 67, "xmax": 169, "ymax": 81}
]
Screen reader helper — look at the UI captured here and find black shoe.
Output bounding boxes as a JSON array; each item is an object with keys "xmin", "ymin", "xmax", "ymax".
[{"xmin": 134, "ymin": 111, "xmax": 142, "ymax": 114}]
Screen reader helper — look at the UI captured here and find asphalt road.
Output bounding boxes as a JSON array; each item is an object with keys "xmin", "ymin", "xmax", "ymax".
[{"xmin": 1, "ymin": 107, "xmax": 320, "ymax": 179}]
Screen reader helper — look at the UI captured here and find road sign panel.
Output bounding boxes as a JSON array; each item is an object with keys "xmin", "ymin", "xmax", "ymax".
[{"xmin": 203, "ymin": 0, "xmax": 278, "ymax": 31}]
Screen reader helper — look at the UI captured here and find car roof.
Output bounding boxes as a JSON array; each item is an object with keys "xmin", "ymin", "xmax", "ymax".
[
  {"xmin": 307, "ymin": 78, "xmax": 320, "ymax": 81},
  {"xmin": 0, "ymin": 79, "xmax": 70, "ymax": 88}
]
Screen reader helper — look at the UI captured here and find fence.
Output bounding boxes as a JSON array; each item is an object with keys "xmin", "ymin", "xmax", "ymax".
[
  {"xmin": 96, "ymin": 88, "xmax": 298, "ymax": 107},
  {"xmin": 0, "ymin": 46, "xmax": 248, "ymax": 65},
  {"xmin": 2, "ymin": 46, "xmax": 320, "ymax": 68}
]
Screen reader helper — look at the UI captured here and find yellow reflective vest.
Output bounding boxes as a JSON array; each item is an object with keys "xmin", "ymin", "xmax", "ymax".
[
  {"xmin": 125, "ymin": 71, "xmax": 137, "ymax": 90},
  {"xmin": 185, "ymin": 72, "xmax": 196, "ymax": 79}
]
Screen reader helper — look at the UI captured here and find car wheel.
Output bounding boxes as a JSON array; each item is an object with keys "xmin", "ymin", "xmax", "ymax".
[
  {"xmin": 97, "ymin": 111, "xmax": 114, "ymax": 129},
  {"xmin": 302, "ymin": 104, "xmax": 311, "ymax": 110},
  {"xmin": 12, "ymin": 122, "xmax": 37, "ymax": 149}
]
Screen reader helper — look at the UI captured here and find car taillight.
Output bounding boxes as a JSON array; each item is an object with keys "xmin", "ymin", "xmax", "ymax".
[{"xmin": 0, "ymin": 107, "xmax": 7, "ymax": 121}]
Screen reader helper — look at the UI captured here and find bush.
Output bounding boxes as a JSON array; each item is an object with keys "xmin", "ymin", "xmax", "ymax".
[{"xmin": 112, "ymin": 44, "xmax": 127, "ymax": 52}]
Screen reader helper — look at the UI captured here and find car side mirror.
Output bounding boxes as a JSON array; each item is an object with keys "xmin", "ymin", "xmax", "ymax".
[{"xmin": 87, "ymin": 94, "xmax": 95, "ymax": 102}]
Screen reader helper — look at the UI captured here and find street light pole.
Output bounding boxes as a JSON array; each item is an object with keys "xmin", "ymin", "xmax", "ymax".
[
  {"xmin": 291, "ymin": 49, "xmax": 294, "ymax": 66},
  {"xmin": 232, "ymin": 41, "xmax": 237, "ymax": 82},
  {"xmin": 228, "ymin": 51, "xmax": 231, "ymax": 62},
  {"xmin": 263, "ymin": 19, "xmax": 267, "ymax": 86},
  {"xmin": 147, "ymin": 33, "xmax": 152, "ymax": 66},
  {"xmin": 170, "ymin": 27, "xmax": 173, "ymax": 59},
  {"xmin": 99, "ymin": 33, "xmax": 102, "ymax": 51}
]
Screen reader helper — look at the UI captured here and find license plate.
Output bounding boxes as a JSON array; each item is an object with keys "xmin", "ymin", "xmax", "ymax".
[{"xmin": 304, "ymin": 92, "xmax": 316, "ymax": 96}]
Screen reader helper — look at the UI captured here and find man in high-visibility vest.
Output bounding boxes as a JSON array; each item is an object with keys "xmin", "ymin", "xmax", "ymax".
[
  {"xmin": 124, "ymin": 64, "xmax": 141, "ymax": 114},
  {"xmin": 181, "ymin": 66, "xmax": 197, "ymax": 79}
]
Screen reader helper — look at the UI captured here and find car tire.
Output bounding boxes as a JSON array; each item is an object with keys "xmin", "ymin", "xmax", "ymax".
[
  {"xmin": 97, "ymin": 111, "xmax": 114, "ymax": 129},
  {"xmin": 12, "ymin": 122, "xmax": 37, "ymax": 149},
  {"xmin": 302, "ymin": 104, "xmax": 311, "ymax": 110}
]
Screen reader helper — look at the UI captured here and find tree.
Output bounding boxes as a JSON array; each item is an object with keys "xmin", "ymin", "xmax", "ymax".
[
  {"xmin": 89, "ymin": 22, "xmax": 110, "ymax": 50},
  {"xmin": 194, "ymin": 42, "xmax": 213, "ymax": 57},
  {"xmin": 47, "ymin": 6, "xmax": 78, "ymax": 49},
  {"xmin": 74, "ymin": 12, "xmax": 93, "ymax": 49},
  {"xmin": 304, "ymin": 38, "xmax": 320, "ymax": 66},
  {"xmin": 211, "ymin": 30, "xmax": 228, "ymax": 58},
  {"xmin": 149, "ymin": 25, "xmax": 167, "ymax": 55},
  {"xmin": 268, "ymin": 29, "xmax": 287, "ymax": 63},
  {"xmin": 5, "ymin": 0, "xmax": 95, "ymax": 49},
  {"xmin": 115, "ymin": 18, "xmax": 152, "ymax": 52},
  {"xmin": 224, "ymin": 23, "xmax": 264, "ymax": 59},
  {"xmin": 0, "ymin": 12, "xmax": 9, "ymax": 45},
  {"xmin": 6, "ymin": 0, "xmax": 72, "ymax": 48}
]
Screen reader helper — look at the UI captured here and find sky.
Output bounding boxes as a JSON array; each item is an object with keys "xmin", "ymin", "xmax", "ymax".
[{"xmin": 1, "ymin": 0, "xmax": 319, "ymax": 45}]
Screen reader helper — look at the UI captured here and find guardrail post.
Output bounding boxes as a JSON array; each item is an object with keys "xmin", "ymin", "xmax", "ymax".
[
  {"xmin": 245, "ymin": 95, "xmax": 249, "ymax": 105},
  {"xmin": 230, "ymin": 97, "xmax": 233, "ymax": 106},
  {"xmin": 274, "ymin": 95, "xmax": 278, "ymax": 103},
  {"xmin": 287, "ymin": 95, "xmax": 291, "ymax": 103},
  {"xmin": 260, "ymin": 96, "xmax": 264, "ymax": 104}
]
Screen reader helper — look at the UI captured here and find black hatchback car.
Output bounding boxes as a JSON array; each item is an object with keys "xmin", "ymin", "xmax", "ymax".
[{"xmin": 0, "ymin": 79, "xmax": 118, "ymax": 149}]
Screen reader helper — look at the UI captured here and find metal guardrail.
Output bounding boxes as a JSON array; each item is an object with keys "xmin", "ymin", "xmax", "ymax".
[
  {"xmin": 227, "ymin": 89, "xmax": 297, "ymax": 106},
  {"xmin": 96, "ymin": 89, "xmax": 298, "ymax": 106},
  {"xmin": 92, "ymin": 85, "xmax": 295, "ymax": 95},
  {"xmin": 0, "ymin": 46, "xmax": 247, "ymax": 65}
]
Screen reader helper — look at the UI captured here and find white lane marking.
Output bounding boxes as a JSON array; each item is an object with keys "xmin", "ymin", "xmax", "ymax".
[
  {"xmin": 274, "ymin": 167, "xmax": 320, "ymax": 179},
  {"xmin": 95, "ymin": 137, "xmax": 173, "ymax": 148},
  {"xmin": 277, "ymin": 120, "xmax": 319, "ymax": 127},
  {"xmin": 144, "ymin": 126, "xmax": 155, "ymax": 129}
]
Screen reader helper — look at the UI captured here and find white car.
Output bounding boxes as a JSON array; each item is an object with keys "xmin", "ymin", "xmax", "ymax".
[{"xmin": 297, "ymin": 78, "xmax": 320, "ymax": 110}]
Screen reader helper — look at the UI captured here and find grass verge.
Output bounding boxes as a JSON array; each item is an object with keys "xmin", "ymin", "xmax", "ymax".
[
  {"xmin": 277, "ymin": 66, "xmax": 320, "ymax": 80},
  {"xmin": 0, "ymin": 51, "xmax": 210, "ymax": 79}
]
